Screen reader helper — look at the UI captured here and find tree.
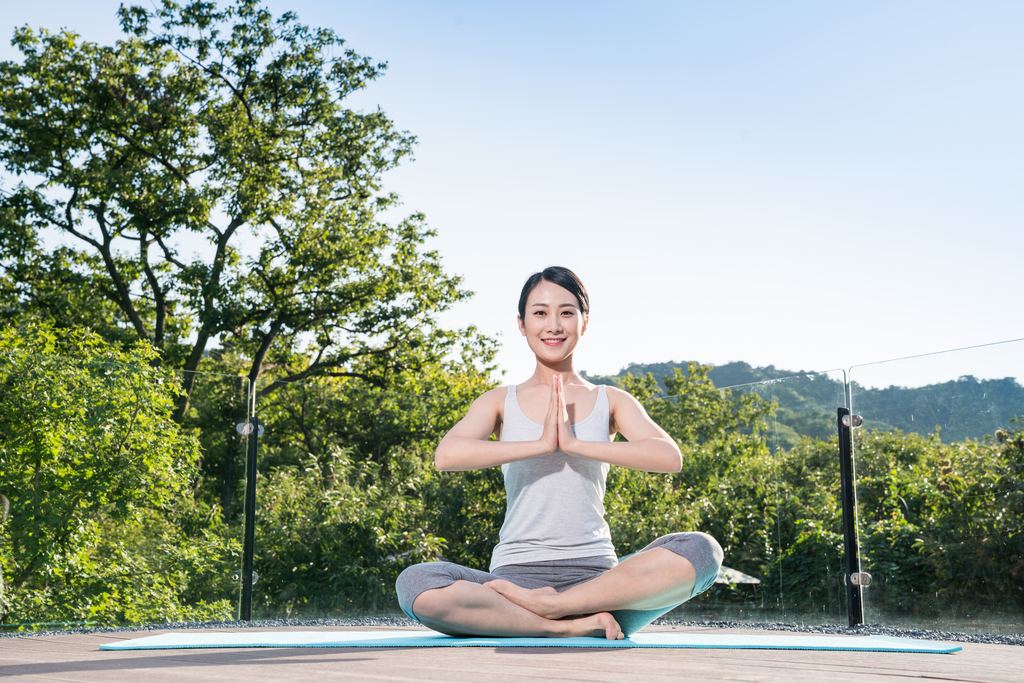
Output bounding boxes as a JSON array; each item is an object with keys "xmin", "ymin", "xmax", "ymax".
[{"xmin": 0, "ymin": 0, "xmax": 480, "ymax": 420}]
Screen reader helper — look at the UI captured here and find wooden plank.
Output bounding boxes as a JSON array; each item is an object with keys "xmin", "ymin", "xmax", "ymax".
[{"xmin": 1, "ymin": 626, "xmax": 1020, "ymax": 683}]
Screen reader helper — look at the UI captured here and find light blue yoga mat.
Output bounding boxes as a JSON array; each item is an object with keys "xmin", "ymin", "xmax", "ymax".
[{"xmin": 100, "ymin": 630, "xmax": 961, "ymax": 653}]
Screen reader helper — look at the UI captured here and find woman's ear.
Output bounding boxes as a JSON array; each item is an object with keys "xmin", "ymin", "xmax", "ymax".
[
  {"xmin": 581, "ymin": 315, "xmax": 589, "ymax": 336},
  {"xmin": 517, "ymin": 315, "xmax": 526, "ymax": 336}
]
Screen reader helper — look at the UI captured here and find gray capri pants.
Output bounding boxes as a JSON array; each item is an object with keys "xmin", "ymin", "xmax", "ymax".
[{"xmin": 395, "ymin": 531, "xmax": 723, "ymax": 637}]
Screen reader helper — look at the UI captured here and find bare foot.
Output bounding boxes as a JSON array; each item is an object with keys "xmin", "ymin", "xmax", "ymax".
[
  {"xmin": 564, "ymin": 612, "xmax": 624, "ymax": 640},
  {"xmin": 483, "ymin": 579, "xmax": 561, "ymax": 619}
]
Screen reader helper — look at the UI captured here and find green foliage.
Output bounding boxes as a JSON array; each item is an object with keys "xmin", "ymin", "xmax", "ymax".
[
  {"xmin": 0, "ymin": 324, "xmax": 235, "ymax": 625},
  {"xmin": 605, "ymin": 466, "xmax": 701, "ymax": 557},
  {"xmin": 623, "ymin": 363, "xmax": 776, "ymax": 445},
  {"xmin": 596, "ymin": 363, "xmax": 1024, "ymax": 620},
  {"xmin": 852, "ymin": 423, "xmax": 1024, "ymax": 616},
  {"xmin": 422, "ymin": 468, "xmax": 505, "ymax": 570},
  {"xmin": 0, "ymin": 0, "xmax": 480, "ymax": 408},
  {"xmin": 612, "ymin": 365, "xmax": 785, "ymax": 587},
  {"xmin": 764, "ymin": 520, "xmax": 844, "ymax": 615},
  {"xmin": 251, "ymin": 451, "xmax": 445, "ymax": 616},
  {"xmin": 738, "ymin": 423, "xmax": 1024, "ymax": 617},
  {"xmin": 852, "ymin": 376, "xmax": 1024, "ymax": 444},
  {"xmin": 242, "ymin": 351, "xmax": 499, "ymax": 611}
]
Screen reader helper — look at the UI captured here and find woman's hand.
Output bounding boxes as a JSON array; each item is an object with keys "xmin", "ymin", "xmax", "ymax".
[
  {"xmin": 555, "ymin": 375, "xmax": 579, "ymax": 455},
  {"xmin": 539, "ymin": 376, "xmax": 560, "ymax": 454},
  {"xmin": 539, "ymin": 375, "xmax": 579, "ymax": 456}
]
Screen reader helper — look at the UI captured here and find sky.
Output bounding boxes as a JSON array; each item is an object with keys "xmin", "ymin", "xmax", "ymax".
[{"xmin": 3, "ymin": 1, "xmax": 1022, "ymax": 388}]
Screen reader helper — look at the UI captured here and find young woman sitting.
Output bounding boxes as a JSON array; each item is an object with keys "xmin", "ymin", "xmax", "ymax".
[{"xmin": 396, "ymin": 266, "xmax": 723, "ymax": 639}]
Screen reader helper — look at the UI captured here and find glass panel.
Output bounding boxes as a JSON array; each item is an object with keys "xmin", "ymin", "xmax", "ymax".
[
  {"xmin": 849, "ymin": 340, "xmax": 1024, "ymax": 633},
  {"xmin": 175, "ymin": 370, "xmax": 251, "ymax": 622},
  {"xmin": 249, "ymin": 378, "xmax": 470, "ymax": 619},
  {"xmin": 732, "ymin": 371, "xmax": 850, "ymax": 624},
  {"xmin": 0, "ymin": 351, "xmax": 248, "ymax": 629},
  {"xmin": 624, "ymin": 369, "xmax": 848, "ymax": 625}
]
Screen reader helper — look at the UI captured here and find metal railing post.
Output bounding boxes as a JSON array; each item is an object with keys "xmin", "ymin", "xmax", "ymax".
[
  {"xmin": 837, "ymin": 407, "xmax": 865, "ymax": 626},
  {"xmin": 239, "ymin": 414, "xmax": 260, "ymax": 621}
]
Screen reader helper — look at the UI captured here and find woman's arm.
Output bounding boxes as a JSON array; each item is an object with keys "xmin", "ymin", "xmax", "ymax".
[
  {"xmin": 557, "ymin": 379, "xmax": 681, "ymax": 473},
  {"xmin": 434, "ymin": 385, "xmax": 558, "ymax": 472}
]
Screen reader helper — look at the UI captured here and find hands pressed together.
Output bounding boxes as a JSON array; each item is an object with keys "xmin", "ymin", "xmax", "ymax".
[{"xmin": 540, "ymin": 375, "xmax": 579, "ymax": 456}]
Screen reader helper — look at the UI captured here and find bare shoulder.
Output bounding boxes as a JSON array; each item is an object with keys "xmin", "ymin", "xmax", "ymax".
[
  {"xmin": 605, "ymin": 385, "xmax": 661, "ymax": 438},
  {"xmin": 446, "ymin": 386, "xmax": 508, "ymax": 440},
  {"xmin": 604, "ymin": 385, "xmax": 645, "ymax": 411},
  {"xmin": 465, "ymin": 385, "xmax": 512, "ymax": 424},
  {"xmin": 473, "ymin": 385, "xmax": 509, "ymax": 411}
]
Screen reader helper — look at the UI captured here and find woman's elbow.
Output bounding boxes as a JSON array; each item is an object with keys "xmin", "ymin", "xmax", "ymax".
[
  {"xmin": 434, "ymin": 437, "xmax": 462, "ymax": 471},
  {"xmin": 434, "ymin": 449, "xmax": 452, "ymax": 471},
  {"xmin": 657, "ymin": 455, "xmax": 682, "ymax": 474},
  {"xmin": 665, "ymin": 441, "xmax": 682, "ymax": 473}
]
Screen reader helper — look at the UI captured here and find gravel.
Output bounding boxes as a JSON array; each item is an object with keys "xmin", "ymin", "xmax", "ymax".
[
  {"xmin": 652, "ymin": 619, "xmax": 1024, "ymax": 646},
  {"xmin": 2, "ymin": 617, "xmax": 1021, "ymax": 646}
]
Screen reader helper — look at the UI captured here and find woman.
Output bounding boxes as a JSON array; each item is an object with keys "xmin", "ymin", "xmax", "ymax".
[{"xmin": 396, "ymin": 266, "xmax": 723, "ymax": 640}]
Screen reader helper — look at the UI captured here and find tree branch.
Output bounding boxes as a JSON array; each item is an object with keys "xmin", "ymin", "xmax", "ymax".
[
  {"xmin": 102, "ymin": 126, "xmax": 192, "ymax": 183},
  {"xmin": 139, "ymin": 230, "xmax": 167, "ymax": 349},
  {"xmin": 56, "ymin": 187, "xmax": 101, "ymax": 250},
  {"xmin": 166, "ymin": 45, "xmax": 255, "ymax": 124},
  {"xmin": 175, "ymin": 215, "xmax": 247, "ymax": 421},
  {"xmin": 152, "ymin": 232, "xmax": 188, "ymax": 270},
  {"xmin": 246, "ymin": 319, "xmax": 285, "ymax": 384},
  {"xmin": 91, "ymin": 203, "xmax": 150, "ymax": 341}
]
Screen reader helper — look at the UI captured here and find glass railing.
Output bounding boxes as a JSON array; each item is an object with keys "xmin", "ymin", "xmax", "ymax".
[
  {"xmin": 175, "ymin": 369, "xmax": 251, "ymax": 622},
  {"xmin": 632, "ymin": 370, "xmax": 850, "ymax": 624},
  {"xmin": 0, "ymin": 355, "xmax": 248, "ymax": 629},
  {"xmin": 5, "ymin": 340, "xmax": 1020, "ymax": 634},
  {"xmin": 849, "ymin": 339, "xmax": 1024, "ymax": 634},
  {"xmin": 246, "ymin": 377, "xmax": 472, "ymax": 619}
]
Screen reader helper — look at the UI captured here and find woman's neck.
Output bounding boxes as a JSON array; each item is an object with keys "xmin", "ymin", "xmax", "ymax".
[{"xmin": 525, "ymin": 358, "xmax": 587, "ymax": 386}]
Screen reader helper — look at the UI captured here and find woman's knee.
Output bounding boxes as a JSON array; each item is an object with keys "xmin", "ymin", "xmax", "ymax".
[
  {"xmin": 396, "ymin": 561, "xmax": 461, "ymax": 620},
  {"xmin": 647, "ymin": 532, "xmax": 724, "ymax": 596},
  {"xmin": 396, "ymin": 561, "xmax": 496, "ymax": 620}
]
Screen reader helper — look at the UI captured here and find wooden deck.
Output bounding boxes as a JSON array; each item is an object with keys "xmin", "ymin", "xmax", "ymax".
[{"xmin": 1, "ymin": 625, "xmax": 1021, "ymax": 682}]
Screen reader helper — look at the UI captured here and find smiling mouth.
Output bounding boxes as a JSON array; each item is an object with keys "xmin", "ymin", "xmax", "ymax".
[{"xmin": 542, "ymin": 338, "xmax": 566, "ymax": 346}]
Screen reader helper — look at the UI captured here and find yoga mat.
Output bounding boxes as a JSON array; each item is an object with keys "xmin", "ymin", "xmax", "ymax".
[{"xmin": 100, "ymin": 630, "xmax": 961, "ymax": 653}]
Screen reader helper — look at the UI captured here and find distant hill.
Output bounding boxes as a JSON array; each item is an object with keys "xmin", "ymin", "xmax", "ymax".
[
  {"xmin": 584, "ymin": 361, "xmax": 1024, "ymax": 449},
  {"xmin": 583, "ymin": 360, "xmax": 816, "ymax": 391}
]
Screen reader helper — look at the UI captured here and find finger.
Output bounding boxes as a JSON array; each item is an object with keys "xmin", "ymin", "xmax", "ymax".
[
  {"xmin": 546, "ymin": 377, "xmax": 556, "ymax": 419},
  {"xmin": 559, "ymin": 376, "xmax": 569, "ymax": 421}
]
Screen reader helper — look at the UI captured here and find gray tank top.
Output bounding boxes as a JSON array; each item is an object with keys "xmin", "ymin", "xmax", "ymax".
[{"xmin": 489, "ymin": 384, "xmax": 617, "ymax": 571}]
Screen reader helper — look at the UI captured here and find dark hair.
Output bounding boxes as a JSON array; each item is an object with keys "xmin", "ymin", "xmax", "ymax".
[{"xmin": 518, "ymin": 266, "xmax": 590, "ymax": 320}]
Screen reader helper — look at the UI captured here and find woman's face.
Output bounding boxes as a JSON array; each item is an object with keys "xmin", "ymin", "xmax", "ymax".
[{"xmin": 517, "ymin": 280, "xmax": 588, "ymax": 361}]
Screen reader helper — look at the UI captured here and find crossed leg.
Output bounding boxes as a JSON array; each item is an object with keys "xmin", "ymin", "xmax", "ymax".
[
  {"xmin": 411, "ymin": 581, "xmax": 624, "ymax": 640},
  {"xmin": 410, "ymin": 548, "xmax": 695, "ymax": 640},
  {"xmin": 484, "ymin": 548, "xmax": 696, "ymax": 620}
]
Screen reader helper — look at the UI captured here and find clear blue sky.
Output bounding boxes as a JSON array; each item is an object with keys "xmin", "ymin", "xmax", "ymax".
[{"xmin": 4, "ymin": 1, "xmax": 1022, "ymax": 387}]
